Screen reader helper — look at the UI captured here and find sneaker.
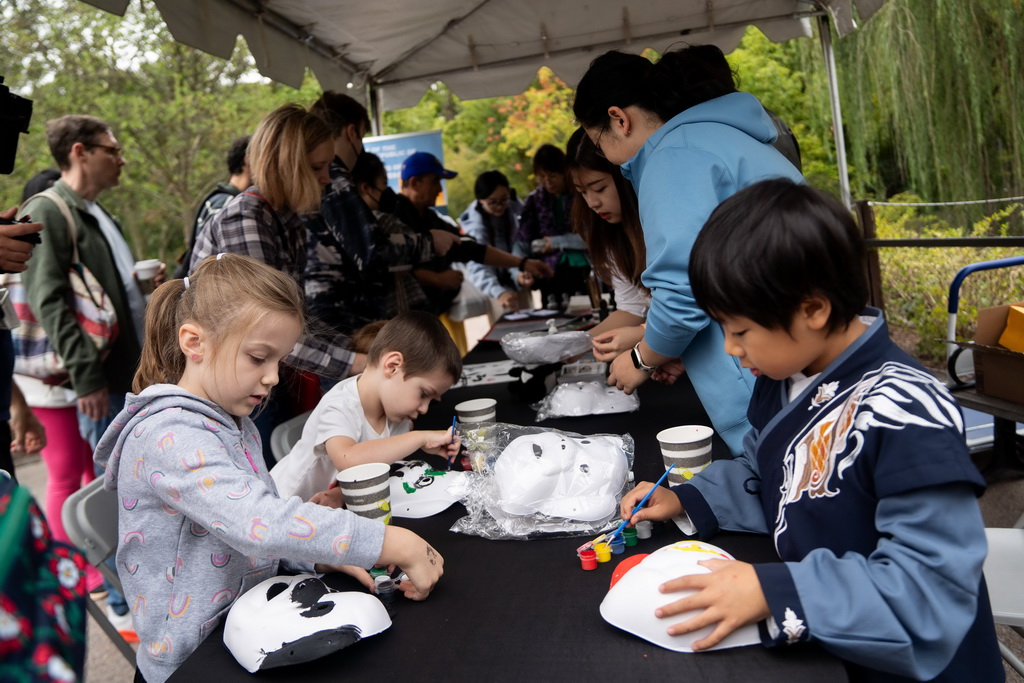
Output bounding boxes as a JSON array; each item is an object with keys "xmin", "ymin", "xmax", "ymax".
[{"xmin": 104, "ymin": 604, "xmax": 139, "ymax": 643}]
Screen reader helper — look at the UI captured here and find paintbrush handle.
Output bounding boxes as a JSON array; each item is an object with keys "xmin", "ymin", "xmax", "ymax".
[{"xmin": 607, "ymin": 466, "xmax": 674, "ymax": 543}]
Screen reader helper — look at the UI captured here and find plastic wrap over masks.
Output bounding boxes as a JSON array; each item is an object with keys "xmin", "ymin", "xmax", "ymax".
[
  {"xmin": 500, "ymin": 330, "xmax": 593, "ymax": 364},
  {"xmin": 224, "ymin": 574, "xmax": 391, "ymax": 672},
  {"xmin": 534, "ymin": 381, "xmax": 640, "ymax": 421}
]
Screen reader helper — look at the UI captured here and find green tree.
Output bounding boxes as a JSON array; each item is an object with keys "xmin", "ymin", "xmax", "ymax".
[{"xmin": 1, "ymin": 0, "xmax": 316, "ymax": 261}]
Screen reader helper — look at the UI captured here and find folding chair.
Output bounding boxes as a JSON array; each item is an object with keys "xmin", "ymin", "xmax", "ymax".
[
  {"xmin": 61, "ymin": 478, "xmax": 136, "ymax": 663},
  {"xmin": 270, "ymin": 410, "xmax": 311, "ymax": 463},
  {"xmin": 983, "ymin": 511, "xmax": 1024, "ymax": 677}
]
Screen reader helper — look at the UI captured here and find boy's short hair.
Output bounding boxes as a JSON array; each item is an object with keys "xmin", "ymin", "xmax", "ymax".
[
  {"xmin": 367, "ymin": 311, "xmax": 463, "ymax": 381},
  {"xmin": 690, "ymin": 178, "xmax": 867, "ymax": 334}
]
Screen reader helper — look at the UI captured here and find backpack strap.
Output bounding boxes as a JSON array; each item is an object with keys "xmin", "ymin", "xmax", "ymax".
[{"xmin": 24, "ymin": 189, "xmax": 82, "ymax": 264}]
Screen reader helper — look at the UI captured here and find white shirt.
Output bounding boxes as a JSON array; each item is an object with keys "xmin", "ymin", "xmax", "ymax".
[
  {"xmin": 270, "ymin": 375, "xmax": 410, "ymax": 501},
  {"xmin": 83, "ymin": 200, "xmax": 146, "ymax": 346}
]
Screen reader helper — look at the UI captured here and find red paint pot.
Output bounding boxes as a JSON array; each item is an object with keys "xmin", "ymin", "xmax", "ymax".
[{"xmin": 578, "ymin": 549, "xmax": 598, "ymax": 571}]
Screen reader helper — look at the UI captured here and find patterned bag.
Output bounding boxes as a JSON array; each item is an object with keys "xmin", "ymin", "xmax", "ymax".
[
  {"xmin": 0, "ymin": 475, "xmax": 88, "ymax": 681},
  {"xmin": 0, "ymin": 190, "xmax": 119, "ymax": 385}
]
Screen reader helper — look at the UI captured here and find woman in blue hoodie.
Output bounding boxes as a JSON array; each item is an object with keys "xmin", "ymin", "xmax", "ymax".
[{"xmin": 572, "ymin": 45, "xmax": 803, "ymax": 455}]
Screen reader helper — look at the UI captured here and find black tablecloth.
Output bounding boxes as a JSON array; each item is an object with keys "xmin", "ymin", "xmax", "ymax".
[{"xmin": 169, "ymin": 342, "xmax": 848, "ymax": 682}]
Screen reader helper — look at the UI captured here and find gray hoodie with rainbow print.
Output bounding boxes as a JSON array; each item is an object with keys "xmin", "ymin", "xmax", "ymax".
[{"xmin": 94, "ymin": 385, "xmax": 386, "ymax": 683}]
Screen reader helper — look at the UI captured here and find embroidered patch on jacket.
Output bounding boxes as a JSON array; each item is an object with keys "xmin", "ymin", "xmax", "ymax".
[
  {"xmin": 808, "ymin": 381, "xmax": 839, "ymax": 409},
  {"xmin": 782, "ymin": 607, "xmax": 805, "ymax": 643}
]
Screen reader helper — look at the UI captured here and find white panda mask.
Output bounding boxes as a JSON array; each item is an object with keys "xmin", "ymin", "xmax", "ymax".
[
  {"xmin": 224, "ymin": 574, "xmax": 391, "ymax": 672},
  {"xmin": 389, "ymin": 460, "xmax": 463, "ymax": 519},
  {"xmin": 599, "ymin": 541, "xmax": 760, "ymax": 652},
  {"xmin": 493, "ymin": 432, "xmax": 627, "ymax": 521}
]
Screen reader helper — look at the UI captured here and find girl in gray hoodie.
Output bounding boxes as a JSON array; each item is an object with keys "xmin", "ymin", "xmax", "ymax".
[{"xmin": 94, "ymin": 253, "xmax": 444, "ymax": 682}]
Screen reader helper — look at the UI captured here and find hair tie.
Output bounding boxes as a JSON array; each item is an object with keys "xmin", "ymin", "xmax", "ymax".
[
  {"xmin": 216, "ymin": 252, "xmax": 226, "ymax": 260},
  {"xmin": 183, "ymin": 276, "xmax": 190, "ymax": 290}
]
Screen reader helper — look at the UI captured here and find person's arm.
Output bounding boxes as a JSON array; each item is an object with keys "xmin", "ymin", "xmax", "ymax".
[
  {"xmin": 18, "ymin": 196, "xmax": 108, "ymax": 398},
  {"xmin": 324, "ymin": 429, "xmax": 458, "ymax": 471},
  {"xmin": 0, "ymin": 207, "xmax": 42, "ymax": 272},
  {"xmin": 8, "ymin": 384, "xmax": 46, "ymax": 454},
  {"xmin": 481, "ymin": 245, "xmax": 552, "ymax": 279},
  {"xmin": 754, "ymin": 484, "xmax": 986, "ymax": 680},
  {"xmin": 137, "ymin": 412, "xmax": 441, "ymax": 598},
  {"xmin": 546, "ymin": 232, "xmax": 588, "ymax": 251},
  {"xmin": 462, "ymin": 209, "xmax": 511, "ymax": 299},
  {"xmin": 591, "ymin": 324, "xmax": 645, "ymax": 363}
]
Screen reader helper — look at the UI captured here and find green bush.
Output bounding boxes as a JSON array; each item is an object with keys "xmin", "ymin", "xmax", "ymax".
[{"xmin": 873, "ymin": 199, "xmax": 1024, "ymax": 366}]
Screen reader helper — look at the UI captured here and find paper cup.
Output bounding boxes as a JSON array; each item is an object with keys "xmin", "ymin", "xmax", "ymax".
[
  {"xmin": 336, "ymin": 462, "xmax": 391, "ymax": 524},
  {"xmin": 134, "ymin": 259, "xmax": 162, "ymax": 295},
  {"xmin": 455, "ymin": 398, "xmax": 497, "ymax": 425},
  {"xmin": 657, "ymin": 425, "xmax": 714, "ymax": 485}
]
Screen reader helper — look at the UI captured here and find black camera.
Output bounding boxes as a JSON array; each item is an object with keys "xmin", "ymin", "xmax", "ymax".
[{"xmin": 0, "ymin": 75, "xmax": 33, "ymax": 175}]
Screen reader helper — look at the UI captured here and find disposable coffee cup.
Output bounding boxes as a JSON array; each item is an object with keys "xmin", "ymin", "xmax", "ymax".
[
  {"xmin": 657, "ymin": 425, "xmax": 714, "ymax": 485},
  {"xmin": 455, "ymin": 398, "xmax": 497, "ymax": 425},
  {"xmin": 336, "ymin": 462, "xmax": 391, "ymax": 524},
  {"xmin": 134, "ymin": 259, "xmax": 162, "ymax": 295}
]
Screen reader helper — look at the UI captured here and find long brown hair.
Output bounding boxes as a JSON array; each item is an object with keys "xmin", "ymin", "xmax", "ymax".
[
  {"xmin": 566, "ymin": 127, "xmax": 647, "ymax": 293},
  {"xmin": 133, "ymin": 254, "xmax": 305, "ymax": 392}
]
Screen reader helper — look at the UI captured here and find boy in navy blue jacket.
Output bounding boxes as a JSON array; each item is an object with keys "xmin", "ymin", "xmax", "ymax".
[{"xmin": 620, "ymin": 179, "xmax": 1003, "ymax": 681}]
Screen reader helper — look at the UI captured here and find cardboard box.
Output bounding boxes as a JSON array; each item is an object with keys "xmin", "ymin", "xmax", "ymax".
[
  {"xmin": 997, "ymin": 304, "xmax": 1024, "ymax": 353},
  {"xmin": 965, "ymin": 302, "xmax": 1024, "ymax": 403}
]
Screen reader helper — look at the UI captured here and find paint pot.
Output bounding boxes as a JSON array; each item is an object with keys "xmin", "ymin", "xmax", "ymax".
[
  {"xmin": 622, "ymin": 527, "xmax": 638, "ymax": 546},
  {"xmin": 610, "ymin": 536, "xmax": 625, "ymax": 555},
  {"xmin": 594, "ymin": 542, "xmax": 612, "ymax": 563},
  {"xmin": 635, "ymin": 520, "xmax": 653, "ymax": 540},
  {"xmin": 369, "ymin": 567, "xmax": 389, "ymax": 579},
  {"xmin": 373, "ymin": 575, "xmax": 397, "ymax": 616},
  {"xmin": 578, "ymin": 548, "xmax": 598, "ymax": 571}
]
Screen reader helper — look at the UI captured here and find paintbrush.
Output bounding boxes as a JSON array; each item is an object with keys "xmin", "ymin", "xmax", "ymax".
[
  {"xmin": 578, "ymin": 465, "xmax": 674, "ymax": 554},
  {"xmin": 448, "ymin": 415, "xmax": 457, "ymax": 470}
]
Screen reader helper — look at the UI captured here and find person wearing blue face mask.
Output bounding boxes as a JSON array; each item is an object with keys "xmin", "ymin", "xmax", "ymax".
[{"xmin": 305, "ymin": 93, "xmax": 460, "ymax": 339}]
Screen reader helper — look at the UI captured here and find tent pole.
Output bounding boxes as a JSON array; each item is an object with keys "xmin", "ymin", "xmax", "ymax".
[
  {"xmin": 367, "ymin": 83, "xmax": 383, "ymax": 136},
  {"xmin": 817, "ymin": 13, "xmax": 851, "ymax": 208}
]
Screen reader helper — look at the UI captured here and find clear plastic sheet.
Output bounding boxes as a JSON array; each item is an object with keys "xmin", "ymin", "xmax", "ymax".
[
  {"xmin": 533, "ymin": 381, "xmax": 640, "ymax": 421},
  {"xmin": 448, "ymin": 422, "xmax": 634, "ymax": 540},
  {"xmin": 500, "ymin": 330, "xmax": 594, "ymax": 365}
]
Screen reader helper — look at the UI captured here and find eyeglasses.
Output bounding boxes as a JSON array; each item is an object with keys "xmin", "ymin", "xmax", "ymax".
[
  {"xmin": 89, "ymin": 143, "xmax": 123, "ymax": 158},
  {"xmin": 482, "ymin": 197, "xmax": 510, "ymax": 209}
]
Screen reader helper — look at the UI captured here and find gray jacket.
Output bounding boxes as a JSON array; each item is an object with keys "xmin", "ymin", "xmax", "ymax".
[{"xmin": 94, "ymin": 385, "xmax": 385, "ymax": 682}]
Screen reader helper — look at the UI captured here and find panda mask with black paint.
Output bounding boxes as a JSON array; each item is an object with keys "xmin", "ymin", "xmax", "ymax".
[{"xmin": 224, "ymin": 574, "xmax": 392, "ymax": 672}]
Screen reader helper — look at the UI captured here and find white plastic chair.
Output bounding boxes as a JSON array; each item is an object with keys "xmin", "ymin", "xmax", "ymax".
[
  {"xmin": 983, "ymin": 511, "xmax": 1024, "ymax": 677},
  {"xmin": 61, "ymin": 478, "xmax": 136, "ymax": 663},
  {"xmin": 270, "ymin": 410, "xmax": 311, "ymax": 462}
]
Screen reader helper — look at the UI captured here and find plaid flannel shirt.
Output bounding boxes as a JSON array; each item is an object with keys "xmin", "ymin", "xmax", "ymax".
[{"xmin": 191, "ymin": 189, "xmax": 355, "ymax": 379}]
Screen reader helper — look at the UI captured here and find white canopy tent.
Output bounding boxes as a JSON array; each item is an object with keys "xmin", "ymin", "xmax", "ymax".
[{"xmin": 80, "ymin": 0, "xmax": 887, "ymax": 205}]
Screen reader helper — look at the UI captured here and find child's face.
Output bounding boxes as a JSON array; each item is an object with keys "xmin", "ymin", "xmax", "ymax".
[
  {"xmin": 718, "ymin": 312, "xmax": 830, "ymax": 381},
  {"xmin": 380, "ymin": 367, "xmax": 455, "ymax": 424},
  {"xmin": 187, "ymin": 312, "xmax": 303, "ymax": 418},
  {"xmin": 572, "ymin": 168, "xmax": 622, "ymax": 224}
]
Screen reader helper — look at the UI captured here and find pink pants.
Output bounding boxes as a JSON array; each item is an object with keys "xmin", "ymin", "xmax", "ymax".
[{"xmin": 35, "ymin": 405, "xmax": 103, "ymax": 590}]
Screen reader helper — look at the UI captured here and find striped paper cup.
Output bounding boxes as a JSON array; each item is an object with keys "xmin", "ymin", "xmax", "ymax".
[
  {"xmin": 656, "ymin": 425, "xmax": 714, "ymax": 485},
  {"xmin": 336, "ymin": 462, "xmax": 392, "ymax": 524},
  {"xmin": 455, "ymin": 398, "xmax": 497, "ymax": 425}
]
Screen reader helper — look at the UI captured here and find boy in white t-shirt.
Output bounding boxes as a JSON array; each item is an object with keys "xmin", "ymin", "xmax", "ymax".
[{"xmin": 271, "ymin": 311, "xmax": 463, "ymax": 504}]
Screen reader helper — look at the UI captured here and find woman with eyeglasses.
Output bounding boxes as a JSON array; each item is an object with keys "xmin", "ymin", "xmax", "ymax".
[
  {"xmin": 573, "ymin": 44, "xmax": 803, "ymax": 456},
  {"xmin": 458, "ymin": 170, "xmax": 528, "ymax": 314}
]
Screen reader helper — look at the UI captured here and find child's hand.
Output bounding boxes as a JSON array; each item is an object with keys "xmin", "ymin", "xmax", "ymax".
[
  {"xmin": 619, "ymin": 481, "xmax": 683, "ymax": 523},
  {"xmin": 379, "ymin": 526, "xmax": 444, "ymax": 601},
  {"xmin": 313, "ymin": 564, "xmax": 374, "ymax": 591},
  {"xmin": 655, "ymin": 559, "xmax": 769, "ymax": 651},
  {"xmin": 420, "ymin": 429, "xmax": 460, "ymax": 463},
  {"xmin": 309, "ymin": 487, "xmax": 345, "ymax": 509}
]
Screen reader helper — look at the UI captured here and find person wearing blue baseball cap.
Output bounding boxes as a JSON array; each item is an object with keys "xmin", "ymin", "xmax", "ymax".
[{"xmin": 391, "ymin": 151, "xmax": 553, "ymax": 322}]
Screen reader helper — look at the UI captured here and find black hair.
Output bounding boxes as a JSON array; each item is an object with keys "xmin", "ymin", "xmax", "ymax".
[
  {"xmin": 474, "ymin": 170, "xmax": 510, "ymax": 199},
  {"xmin": 573, "ymin": 45, "xmax": 737, "ymax": 130},
  {"xmin": 310, "ymin": 91, "xmax": 371, "ymax": 134},
  {"xmin": 22, "ymin": 168, "xmax": 61, "ymax": 202},
  {"xmin": 351, "ymin": 151, "xmax": 386, "ymax": 187},
  {"xmin": 565, "ymin": 128, "xmax": 646, "ymax": 293},
  {"xmin": 690, "ymin": 178, "xmax": 867, "ymax": 334},
  {"xmin": 532, "ymin": 144, "xmax": 565, "ymax": 174},
  {"xmin": 226, "ymin": 135, "xmax": 250, "ymax": 175}
]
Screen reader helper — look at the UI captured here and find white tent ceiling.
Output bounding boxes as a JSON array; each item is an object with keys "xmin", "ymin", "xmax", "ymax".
[{"xmin": 82, "ymin": 0, "xmax": 885, "ymax": 110}]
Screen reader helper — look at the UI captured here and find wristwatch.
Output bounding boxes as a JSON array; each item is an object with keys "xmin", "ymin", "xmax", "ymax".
[{"xmin": 631, "ymin": 342, "xmax": 656, "ymax": 373}]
